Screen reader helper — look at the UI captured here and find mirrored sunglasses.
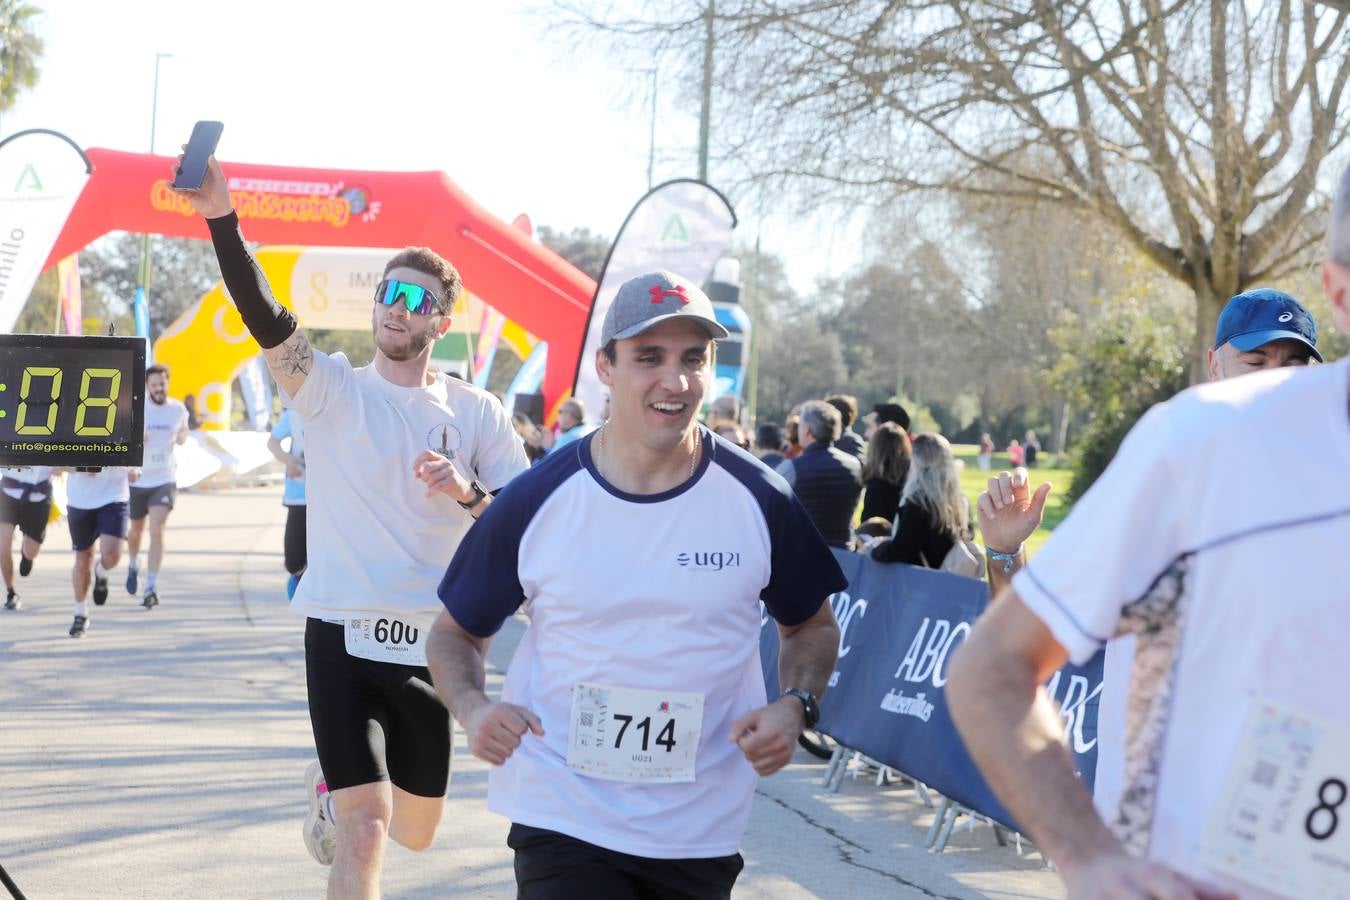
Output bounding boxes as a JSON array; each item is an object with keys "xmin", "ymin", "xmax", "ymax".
[{"xmin": 375, "ymin": 278, "xmax": 444, "ymax": 316}]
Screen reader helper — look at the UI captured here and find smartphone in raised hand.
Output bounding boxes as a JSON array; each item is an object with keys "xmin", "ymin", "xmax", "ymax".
[{"xmin": 171, "ymin": 120, "xmax": 224, "ymax": 190}]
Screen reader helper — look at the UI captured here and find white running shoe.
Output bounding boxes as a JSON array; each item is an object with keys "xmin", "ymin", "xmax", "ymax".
[{"xmin": 303, "ymin": 761, "xmax": 336, "ymax": 866}]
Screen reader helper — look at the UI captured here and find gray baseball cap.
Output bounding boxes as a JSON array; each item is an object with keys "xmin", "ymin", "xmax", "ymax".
[{"xmin": 600, "ymin": 270, "xmax": 730, "ymax": 344}]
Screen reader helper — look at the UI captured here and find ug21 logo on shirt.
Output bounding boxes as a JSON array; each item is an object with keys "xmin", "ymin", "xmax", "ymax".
[{"xmin": 676, "ymin": 551, "xmax": 741, "ymax": 571}]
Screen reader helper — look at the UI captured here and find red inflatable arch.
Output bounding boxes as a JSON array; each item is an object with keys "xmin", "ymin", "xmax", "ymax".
[{"xmin": 44, "ymin": 148, "xmax": 595, "ymax": 411}]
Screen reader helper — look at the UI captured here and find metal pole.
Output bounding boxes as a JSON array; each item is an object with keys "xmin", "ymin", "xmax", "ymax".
[
  {"xmin": 139, "ymin": 52, "xmax": 172, "ymax": 320},
  {"xmin": 647, "ymin": 68, "xmax": 658, "ymax": 190},
  {"xmin": 698, "ymin": 0, "xmax": 714, "ymax": 181},
  {"xmin": 745, "ymin": 228, "xmax": 761, "ymax": 425}
]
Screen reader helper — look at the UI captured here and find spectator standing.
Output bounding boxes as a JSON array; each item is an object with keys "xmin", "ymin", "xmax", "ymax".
[
  {"xmin": 1007, "ymin": 439, "xmax": 1024, "ymax": 467},
  {"xmin": 776, "ymin": 401, "xmax": 863, "ymax": 549},
  {"xmin": 870, "ymin": 433, "xmax": 968, "ymax": 569},
  {"xmin": 857, "ymin": 422, "xmax": 912, "ymax": 526},
  {"xmin": 977, "ymin": 432, "xmax": 995, "ymax": 471},
  {"xmin": 753, "ymin": 423, "xmax": 786, "ymax": 470},
  {"xmin": 824, "ymin": 394, "xmax": 864, "ymax": 458}
]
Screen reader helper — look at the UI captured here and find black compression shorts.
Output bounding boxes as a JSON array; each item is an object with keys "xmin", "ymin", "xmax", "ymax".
[
  {"xmin": 0, "ymin": 493, "xmax": 50, "ymax": 543},
  {"xmin": 304, "ymin": 618, "xmax": 451, "ymax": 796}
]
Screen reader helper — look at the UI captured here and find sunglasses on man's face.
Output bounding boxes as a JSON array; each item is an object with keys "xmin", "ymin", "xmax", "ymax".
[{"xmin": 375, "ymin": 278, "xmax": 444, "ymax": 316}]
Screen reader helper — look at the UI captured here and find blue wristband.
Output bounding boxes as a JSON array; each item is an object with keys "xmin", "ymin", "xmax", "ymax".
[{"xmin": 985, "ymin": 545, "xmax": 1023, "ymax": 575}]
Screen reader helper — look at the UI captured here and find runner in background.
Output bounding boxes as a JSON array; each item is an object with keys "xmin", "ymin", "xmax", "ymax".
[
  {"xmin": 64, "ymin": 466, "xmax": 135, "ymax": 638},
  {"xmin": 126, "ymin": 364, "xmax": 189, "ymax": 610},
  {"xmin": 0, "ymin": 465, "xmax": 55, "ymax": 609},
  {"xmin": 267, "ymin": 408, "xmax": 307, "ymax": 599}
]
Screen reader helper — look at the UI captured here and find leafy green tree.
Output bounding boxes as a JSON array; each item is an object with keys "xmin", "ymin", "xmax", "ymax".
[
  {"xmin": 0, "ymin": 1, "xmax": 42, "ymax": 114},
  {"xmin": 1048, "ymin": 295, "xmax": 1191, "ymax": 500}
]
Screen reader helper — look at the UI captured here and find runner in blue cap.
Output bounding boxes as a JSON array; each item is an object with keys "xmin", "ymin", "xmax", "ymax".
[{"xmin": 1207, "ymin": 287, "xmax": 1321, "ymax": 379}]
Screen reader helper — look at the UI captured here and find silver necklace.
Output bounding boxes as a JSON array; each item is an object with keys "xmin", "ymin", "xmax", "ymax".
[{"xmin": 594, "ymin": 423, "xmax": 699, "ymax": 481}]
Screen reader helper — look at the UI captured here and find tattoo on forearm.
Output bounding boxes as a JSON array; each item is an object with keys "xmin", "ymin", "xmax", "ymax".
[{"xmin": 278, "ymin": 333, "xmax": 312, "ymax": 377}]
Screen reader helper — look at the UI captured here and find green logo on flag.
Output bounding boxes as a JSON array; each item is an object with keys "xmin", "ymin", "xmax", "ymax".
[
  {"xmin": 14, "ymin": 163, "xmax": 43, "ymax": 193},
  {"xmin": 660, "ymin": 213, "xmax": 689, "ymax": 242}
]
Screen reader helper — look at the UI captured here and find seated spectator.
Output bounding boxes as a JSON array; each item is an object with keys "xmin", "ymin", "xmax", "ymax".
[
  {"xmin": 776, "ymin": 400, "xmax": 863, "ymax": 549},
  {"xmin": 824, "ymin": 393, "xmax": 864, "ymax": 458},
  {"xmin": 863, "ymin": 401, "xmax": 910, "ymax": 440},
  {"xmin": 858, "ymin": 422, "xmax": 912, "ymax": 524},
  {"xmin": 714, "ymin": 420, "xmax": 750, "ymax": 450},
  {"xmin": 1007, "ymin": 438, "xmax": 1024, "ymax": 467},
  {"xmin": 854, "ymin": 516, "xmax": 893, "ymax": 551},
  {"xmin": 871, "ymin": 433, "xmax": 969, "ymax": 568},
  {"xmin": 550, "ymin": 398, "xmax": 592, "ymax": 451},
  {"xmin": 753, "ymin": 423, "xmax": 785, "ymax": 470}
]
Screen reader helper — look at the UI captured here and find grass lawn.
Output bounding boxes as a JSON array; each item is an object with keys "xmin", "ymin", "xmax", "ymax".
[{"xmin": 950, "ymin": 444, "xmax": 1074, "ymax": 558}]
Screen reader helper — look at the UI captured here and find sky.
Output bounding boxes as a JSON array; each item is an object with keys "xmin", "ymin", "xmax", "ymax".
[{"xmin": 4, "ymin": 0, "xmax": 867, "ymax": 293}]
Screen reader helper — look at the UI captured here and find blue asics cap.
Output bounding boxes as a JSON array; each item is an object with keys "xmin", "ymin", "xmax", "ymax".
[{"xmin": 1213, "ymin": 288, "xmax": 1322, "ymax": 362}]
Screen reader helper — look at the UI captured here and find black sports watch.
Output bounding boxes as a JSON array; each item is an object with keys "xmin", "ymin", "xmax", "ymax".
[
  {"xmin": 780, "ymin": 688, "xmax": 820, "ymax": 729},
  {"xmin": 457, "ymin": 480, "xmax": 489, "ymax": 511}
]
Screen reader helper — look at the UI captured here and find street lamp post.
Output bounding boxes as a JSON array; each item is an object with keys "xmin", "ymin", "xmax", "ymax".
[{"xmin": 138, "ymin": 52, "xmax": 172, "ymax": 332}]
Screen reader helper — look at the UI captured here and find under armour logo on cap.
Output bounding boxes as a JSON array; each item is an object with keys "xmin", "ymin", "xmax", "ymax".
[
  {"xmin": 600, "ymin": 270, "xmax": 730, "ymax": 345},
  {"xmin": 649, "ymin": 284, "xmax": 690, "ymax": 305}
]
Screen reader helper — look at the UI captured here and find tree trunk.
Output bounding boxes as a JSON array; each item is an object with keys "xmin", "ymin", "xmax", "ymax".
[
  {"xmin": 1054, "ymin": 399, "xmax": 1071, "ymax": 456},
  {"xmin": 1191, "ymin": 282, "xmax": 1222, "ymax": 384}
]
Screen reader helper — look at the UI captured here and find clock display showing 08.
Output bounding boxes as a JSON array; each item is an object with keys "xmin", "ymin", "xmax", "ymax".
[{"xmin": 0, "ymin": 334, "xmax": 146, "ymax": 468}]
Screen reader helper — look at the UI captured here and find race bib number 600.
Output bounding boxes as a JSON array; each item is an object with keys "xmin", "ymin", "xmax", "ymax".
[
  {"xmin": 344, "ymin": 616, "xmax": 427, "ymax": 666},
  {"xmin": 567, "ymin": 684, "xmax": 704, "ymax": 783},
  {"xmin": 1197, "ymin": 700, "xmax": 1350, "ymax": 899}
]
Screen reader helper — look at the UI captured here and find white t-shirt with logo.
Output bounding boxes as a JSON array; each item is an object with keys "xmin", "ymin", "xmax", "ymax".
[
  {"xmin": 2, "ymin": 466, "xmax": 54, "ymax": 502},
  {"xmin": 284, "ymin": 351, "xmax": 529, "ymax": 623},
  {"xmin": 138, "ymin": 398, "xmax": 189, "ymax": 488},
  {"xmin": 438, "ymin": 430, "xmax": 847, "ymax": 859},
  {"xmin": 66, "ymin": 467, "xmax": 131, "ymax": 510},
  {"xmin": 1012, "ymin": 359, "xmax": 1350, "ymax": 895}
]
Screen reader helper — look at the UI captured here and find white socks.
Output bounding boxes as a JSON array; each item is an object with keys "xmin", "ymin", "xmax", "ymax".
[
  {"xmin": 146, "ymin": 571, "xmax": 158, "ymax": 592},
  {"xmin": 94, "ymin": 560, "xmax": 108, "ymax": 580},
  {"xmin": 74, "ymin": 601, "xmax": 88, "ymax": 617}
]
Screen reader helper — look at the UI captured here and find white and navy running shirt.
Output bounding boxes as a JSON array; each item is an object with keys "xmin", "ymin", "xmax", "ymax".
[
  {"xmin": 285, "ymin": 350, "xmax": 529, "ymax": 624},
  {"xmin": 1013, "ymin": 359, "xmax": 1350, "ymax": 896},
  {"xmin": 438, "ymin": 428, "xmax": 847, "ymax": 859}
]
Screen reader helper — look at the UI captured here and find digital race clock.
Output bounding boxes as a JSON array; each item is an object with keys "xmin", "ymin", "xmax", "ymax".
[{"xmin": 0, "ymin": 334, "xmax": 145, "ymax": 467}]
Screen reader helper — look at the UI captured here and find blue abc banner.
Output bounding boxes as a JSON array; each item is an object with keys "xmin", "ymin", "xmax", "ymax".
[{"xmin": 761, "ymin": 549, "xmax": 1103, "ymax": 832}]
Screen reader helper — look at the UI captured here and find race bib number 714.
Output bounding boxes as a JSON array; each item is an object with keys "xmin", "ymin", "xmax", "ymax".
[
  {"xmin": 566, "ymin": 684, "xmax": 704, "ymax": 784},
  {"xmin": 1197, "ymin": 700, "xmax": 1350, "ymax": 898}
]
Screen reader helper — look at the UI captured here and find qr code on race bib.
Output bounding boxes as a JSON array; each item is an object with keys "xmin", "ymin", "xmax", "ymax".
[
  {"xmin": 1251, "ymin": 760, "xmax": 1279, "ymax": 788},
  {"xmin": 579, "ymin": 713, "xmax": 594, "ymax": 728}
]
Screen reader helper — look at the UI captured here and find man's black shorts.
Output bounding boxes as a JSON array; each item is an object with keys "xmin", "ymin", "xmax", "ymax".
[
  {"xmin": 507, "ymin": 824, "xmax": 743, "ymax": 900},
  {"xmin": 304, "ymin": 618, "xmax": 451, "ymax": 797},
  {"xmin": 129, "ymin": 483, "xmax": 177, "ymax": 520},
  {"xmin": 67, "ymin": 502, "xmax": 129, "ymax": 551},
  {"xmin": 0, "ymin": 493, "xmax": 50, "ymax": 543}
]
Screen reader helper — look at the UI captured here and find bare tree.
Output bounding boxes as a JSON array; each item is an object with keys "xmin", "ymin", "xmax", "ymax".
[{"xmin": 561, "ymin": 1, "xmax": 1350, "ymax": 379}]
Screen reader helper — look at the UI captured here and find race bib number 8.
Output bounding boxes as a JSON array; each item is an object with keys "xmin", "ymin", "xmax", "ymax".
[
  {"xmin": 567, "ymin": 684, "xmax": 704, "ymax": 784},
  {"xmin": 1197, "ymin": 700, "xmax": 1350, "ymax": 899},
  {"xmin": 344, "ymin": 616, "xmax": 427, "ymax": 666}
]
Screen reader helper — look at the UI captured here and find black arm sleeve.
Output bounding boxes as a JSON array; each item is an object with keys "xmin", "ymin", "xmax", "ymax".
[{"xmin": 205, "ymin": 211, "xmax": 297, "ymax": 349}]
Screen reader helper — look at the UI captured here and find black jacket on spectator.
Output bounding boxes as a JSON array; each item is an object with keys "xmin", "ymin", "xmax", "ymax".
[
  {"xmin": 777, "ymin": 443, "xmax": 863, "ymax": 549},
  {"xmin": 870, "ymin": 500, "xmax": 956, "ymax": 569},
  {"xmin": 859, "ymin": 477, "xmax": 902, "ymax": 525},
  {"xmin": 835, "ymin": 431, "xmax": 865, "ymax": 459}
]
